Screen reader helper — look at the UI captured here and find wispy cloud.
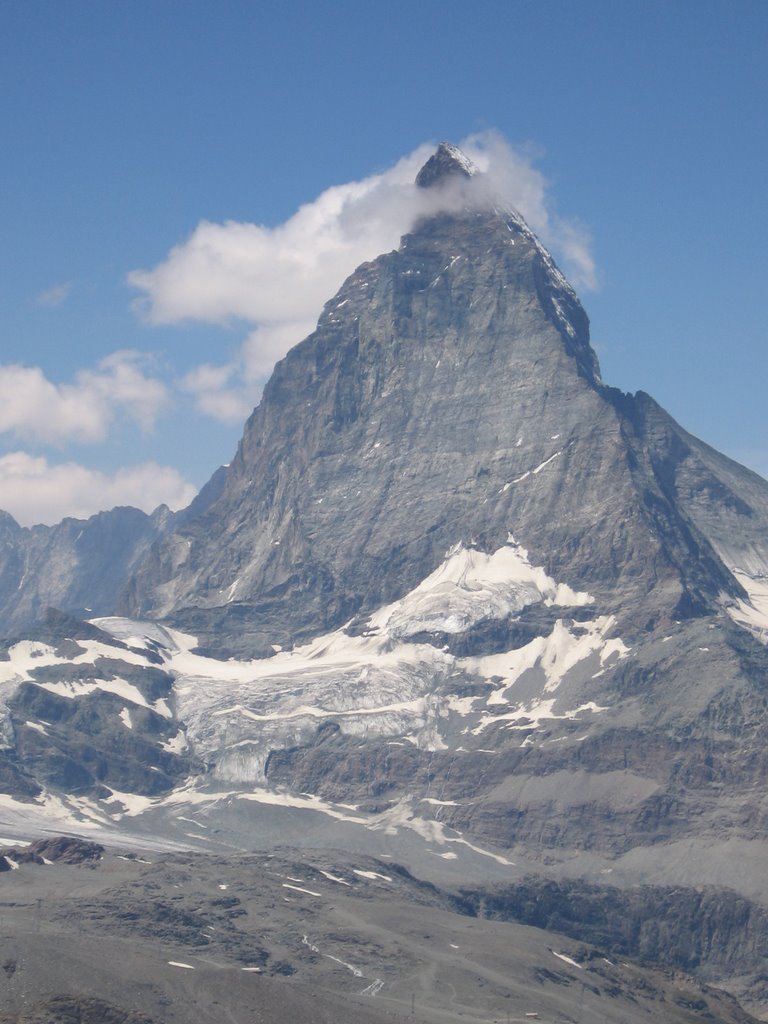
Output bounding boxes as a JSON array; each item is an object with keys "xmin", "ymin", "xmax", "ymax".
[
  {"xmin": 179, "ymin": 361, "xmax": 259, "ymax": 425},
  {"xmin": 461, "ymin": 132, "xmax": 597, "ymax": 292},
  {"xmin": 36, "ymin": 282, "xmax": 72, "ymax": 307},
  {"xmin": 0, "ymin": 451, "xmax": 197, "ymax": 527},
  {"xmin": 129, "ymin": 132, "xmax": 598, "ymax": 423},
  {"xmin": 0, "ymin": 350, "xmax": 169, "ymax": 445}
]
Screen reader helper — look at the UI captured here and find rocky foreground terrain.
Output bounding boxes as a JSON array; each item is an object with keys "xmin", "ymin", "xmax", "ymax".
[{"xmin": 0, "ymin": 838, "xmax": 760, "ymax": 1024}]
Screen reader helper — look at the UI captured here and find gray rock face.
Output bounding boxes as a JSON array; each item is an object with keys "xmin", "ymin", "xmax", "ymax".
[
  {"xmin": 0, "ymin": 506, "xmax": 171, "ymax": 640},
  {"xmin": 124, "ymin": 162, "xmax": 767, "ymax": 662},
  {"xmin": 0, "ymin": 610, "xmax": 195, "ymax": 804},
  {"xmin": 125, "ymin": 201, "xmax": 609, "ymax": 650},
  {"xmin": 414, "ymin": 140, "xmax": 477, "ymax": 187},
  {"xmin": 0, "ymin": 463, "xmax": 232, "ymax": 641}
]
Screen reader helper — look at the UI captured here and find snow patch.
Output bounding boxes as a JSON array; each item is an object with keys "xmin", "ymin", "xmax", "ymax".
[
  {"xmin": 102, "ymin": 790, "xmax": 157, "ymax": 818},
  {"xmin": 161, "ymin": 730, "xmax": 188, "ymax": 754},
  {"xmin": 283, "ymin": 882, "xmax": 322, "ymax": 897},
  {"xmin": 465, "ymin": 614, "xmax": 626, "ymax": 723},
  {"xmin": 370, "ymin": 540, "xmax": 592, "ymax": 640},
  {"xmin": 320, "ymin": 869, "xmax": 351, "ymax": 886},
  {"xmin": 552, "ymin": 950, "xmax": 583, "ymax": 969},
  {"xmin": 724, "ymin": 569, "xmax": 768, "ymax": 643},
  {"xmin": 237, "ymin": 789, "xmax": 368, "ymax": 824}
]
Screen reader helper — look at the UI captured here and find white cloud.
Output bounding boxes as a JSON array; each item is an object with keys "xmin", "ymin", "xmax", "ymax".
[
  {"xmin": 179, "ymin": 318, "xmax": 317, "ymax": 424},
  {"xmin": 129, "ymin": 132, "xmax": 598, "ymax": 422},
  {"xmin": 36, "ymin": 282, "xmax": 71, "ymax": 306},
  {"xmin": 127, "ymin": 144, "xmax": 434, "ymax": 327},
  {"xmin": 180, "ymin": 361, "xmax": 257, "ymax": 425},
  {"xmin": 0, "ymin": 350, "xmax": 169, "ymax": 445},
  {"xmin": 0, "ymin": 451, "xmax": 197, "ymax": 527}
]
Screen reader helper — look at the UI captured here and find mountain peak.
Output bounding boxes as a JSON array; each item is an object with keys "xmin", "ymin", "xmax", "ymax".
[{"xmin": 415, "ymin": 142, "xmax": 477, "ymax": 188}]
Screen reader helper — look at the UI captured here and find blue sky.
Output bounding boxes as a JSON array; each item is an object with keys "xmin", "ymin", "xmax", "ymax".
[{"xmin": 1, "ymin": 0, "xmax": 766, "ymax": 525}]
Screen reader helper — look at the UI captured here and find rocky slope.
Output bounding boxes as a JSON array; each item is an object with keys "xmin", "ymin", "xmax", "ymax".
[
  {"xmin": 0, "ymin": 843, "xmax": 760, "ymax": 1024},
  {"xmin": 122, "ymin": 147, "xmax": 768, "ymax": 664}
]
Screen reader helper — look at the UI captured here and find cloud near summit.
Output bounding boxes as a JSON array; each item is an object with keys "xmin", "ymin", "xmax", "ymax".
[{"xmin": 128, "ymin": 133, "xmax": 597, "ymax": 423}]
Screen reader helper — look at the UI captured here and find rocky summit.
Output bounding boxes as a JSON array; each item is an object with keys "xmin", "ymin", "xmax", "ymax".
[
  {"xmin": 122, "ymin": 144, "xmax": 768, "ymax": 660},
  {"xmin": 2, "ymin": 144, "xmax": 768, "ymax": 1020}
]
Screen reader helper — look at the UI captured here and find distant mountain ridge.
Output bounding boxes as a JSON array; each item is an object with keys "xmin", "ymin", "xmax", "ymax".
[
  {"xmin": 0, "ymin": 464, "xmax": 229, "ymax": 641},
  {"xmin": 0, "ymin": 504, "xmax": 170, "ymax": 639}
]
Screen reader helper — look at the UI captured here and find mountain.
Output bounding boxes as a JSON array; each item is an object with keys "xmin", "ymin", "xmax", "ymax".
[
  {"xmin": 3, "ymin": 144, "xmax": 768, "ymax": 1019},
  {"xmin": 0, "ymin": 462, "xmax": 228, "ymax": 641},
  {"xmin": 0, "ymin": 505, "xmax": 171, "ymax": 639},
  {"xmin": 122, "ymin": 145, "xmax": 767, "ymax": 660}
]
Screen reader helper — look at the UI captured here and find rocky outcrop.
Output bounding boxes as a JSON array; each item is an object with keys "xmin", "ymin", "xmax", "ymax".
[
  {"xmin": 0, "ymin": 836, "xmax": 104, "ymax": 867},
  {"xmin": 2, "ymin": 997, "xmax": 157, "ymax": 1024},
  {"xmin": 0, "ymin": 613, "xmax": 196, "ymax": 803},
  {"xmin": 459, "ymin": 877, "xmax": 768, "ymax": 1010}
]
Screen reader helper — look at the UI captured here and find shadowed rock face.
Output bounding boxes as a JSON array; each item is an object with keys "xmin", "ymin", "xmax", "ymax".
[{"xmin": 0, "ymin": 836, "xmax": 104, "ymax": 868}]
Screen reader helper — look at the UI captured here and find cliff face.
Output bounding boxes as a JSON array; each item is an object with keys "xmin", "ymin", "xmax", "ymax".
[
  {"xmin": 124, "ymin": 149, "xmax": 767, "ymax": 659},
  {"xmin": 123, "ymin": 201, "xmax": 599, "ymax": 648}
]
